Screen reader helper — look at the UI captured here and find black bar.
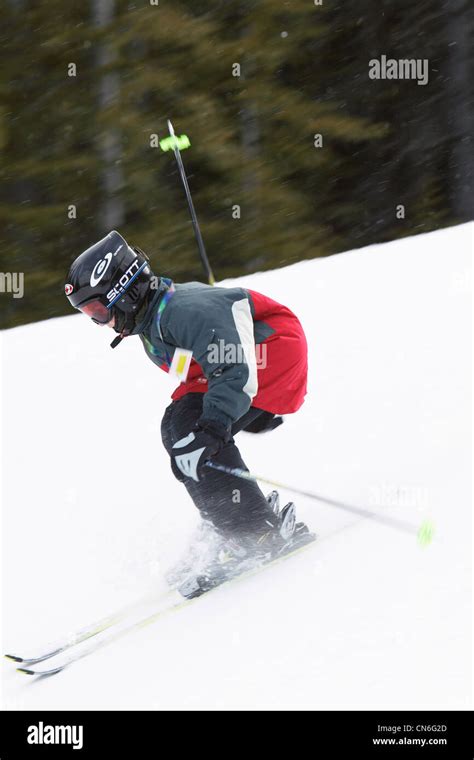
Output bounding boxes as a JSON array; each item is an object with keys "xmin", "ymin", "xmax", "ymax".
[{"xmin": 0, "ymin": 710, "xmax": 472, "ymax": 757}]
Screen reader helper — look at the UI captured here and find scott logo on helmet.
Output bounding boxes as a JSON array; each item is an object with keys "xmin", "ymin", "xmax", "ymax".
[
  {"xmin": 106, "ymin": 257, "xmax": 141, "ymax": 303},
  {"xmin": 90, "ymin": 244, "xmax": 123, "ymax": 288}
]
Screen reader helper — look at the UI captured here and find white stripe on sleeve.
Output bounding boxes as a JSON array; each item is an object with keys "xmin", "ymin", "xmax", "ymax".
[{"xmin": 231, "ymin": 297, "xmax": 258, "ymax": 402}]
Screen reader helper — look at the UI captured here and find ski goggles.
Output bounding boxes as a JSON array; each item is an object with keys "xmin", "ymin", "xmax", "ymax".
[{"xmin": 78, "ymin": 299, "xmax": 112, "ymax": 325}]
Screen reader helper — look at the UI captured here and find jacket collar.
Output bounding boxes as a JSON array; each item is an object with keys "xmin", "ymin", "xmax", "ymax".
[{"xmin": 132, "ymin": 277, "xmax": 174, "ymax": 335}]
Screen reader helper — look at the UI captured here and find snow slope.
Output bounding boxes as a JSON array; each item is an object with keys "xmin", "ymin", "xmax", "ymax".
[{"xmin": 1, "ymin": 223, "xmax": 472, "ymax": 710}]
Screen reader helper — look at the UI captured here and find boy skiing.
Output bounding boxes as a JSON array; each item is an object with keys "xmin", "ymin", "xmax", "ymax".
[{"xmin": 65, "ymin": 230, "xmax": 312, "ymax": 593}]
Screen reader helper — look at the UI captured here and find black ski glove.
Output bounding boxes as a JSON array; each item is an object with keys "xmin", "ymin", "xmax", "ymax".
[{"xmin": 171, "ymin": 418, "xmax": 231, "ymax": 483}]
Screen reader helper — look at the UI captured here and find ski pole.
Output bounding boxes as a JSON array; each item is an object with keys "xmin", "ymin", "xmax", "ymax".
[
  {"xmin": 205, "ymin": 461, "xmax": 434, "ymax": 546},
  {"xmin": 161, "ymin": 119, "xmax": 215, "ymax": 285}
]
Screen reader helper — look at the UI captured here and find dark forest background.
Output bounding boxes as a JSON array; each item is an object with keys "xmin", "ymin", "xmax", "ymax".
[{"xmin": 0, "ymin": 0, "xmax": 472, "ymax": 329}]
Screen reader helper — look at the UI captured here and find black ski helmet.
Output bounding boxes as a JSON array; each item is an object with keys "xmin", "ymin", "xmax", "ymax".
[{"xmin": 65, "ymin": 231, "xmax": 155, "ymax": 335}]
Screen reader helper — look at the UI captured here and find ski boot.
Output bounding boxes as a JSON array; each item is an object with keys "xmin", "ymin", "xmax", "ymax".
[
  {"xmin": 257, "ymin": 490, "xmax": 315, "ymax": 558},
  {"xmin": 177, "ymin": 492, "xmax": 315, "ymax": 599}
]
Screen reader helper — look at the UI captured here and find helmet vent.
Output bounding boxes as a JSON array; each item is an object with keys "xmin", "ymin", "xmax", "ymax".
[{"xmin": 128, "ymin": 284, "xmax": 140, "ymax": 301}]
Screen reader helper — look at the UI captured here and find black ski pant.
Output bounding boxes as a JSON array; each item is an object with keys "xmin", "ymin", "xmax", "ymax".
[{"xmin": 161, "ymin": 393, "xmax": 278, "ymax": 541}]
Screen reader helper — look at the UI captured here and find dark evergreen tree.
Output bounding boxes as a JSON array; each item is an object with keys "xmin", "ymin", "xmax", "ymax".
[{"xmin": 0, "ymin": 0, "xmax": 471, "ymax": 329}]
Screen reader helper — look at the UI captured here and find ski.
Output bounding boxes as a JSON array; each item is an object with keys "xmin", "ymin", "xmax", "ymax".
[
  {"xmin": 16, "ymin": 590, "xmax": 189, "ymax": 677},
  {"xmin": 4, "ymin": 586, "xmax": 177, "ymax": 667},
  {"xmin": 15, "ymin": 535, "xmax": 317, "ymax": 677}
]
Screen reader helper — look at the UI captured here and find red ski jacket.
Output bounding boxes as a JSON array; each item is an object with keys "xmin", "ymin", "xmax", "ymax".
[
  {"xmin": 170, "ymin": 289, "xmax": 307, "ymax": 415},
  {"xmin": 139, "ymin": 282, "xmax": 308, "ymax": 426}
]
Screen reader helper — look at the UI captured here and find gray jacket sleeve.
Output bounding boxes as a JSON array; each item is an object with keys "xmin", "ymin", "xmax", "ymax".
[{"xmin": 161, "ymin": 286, "xmax": 258, "ymax": 429}]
